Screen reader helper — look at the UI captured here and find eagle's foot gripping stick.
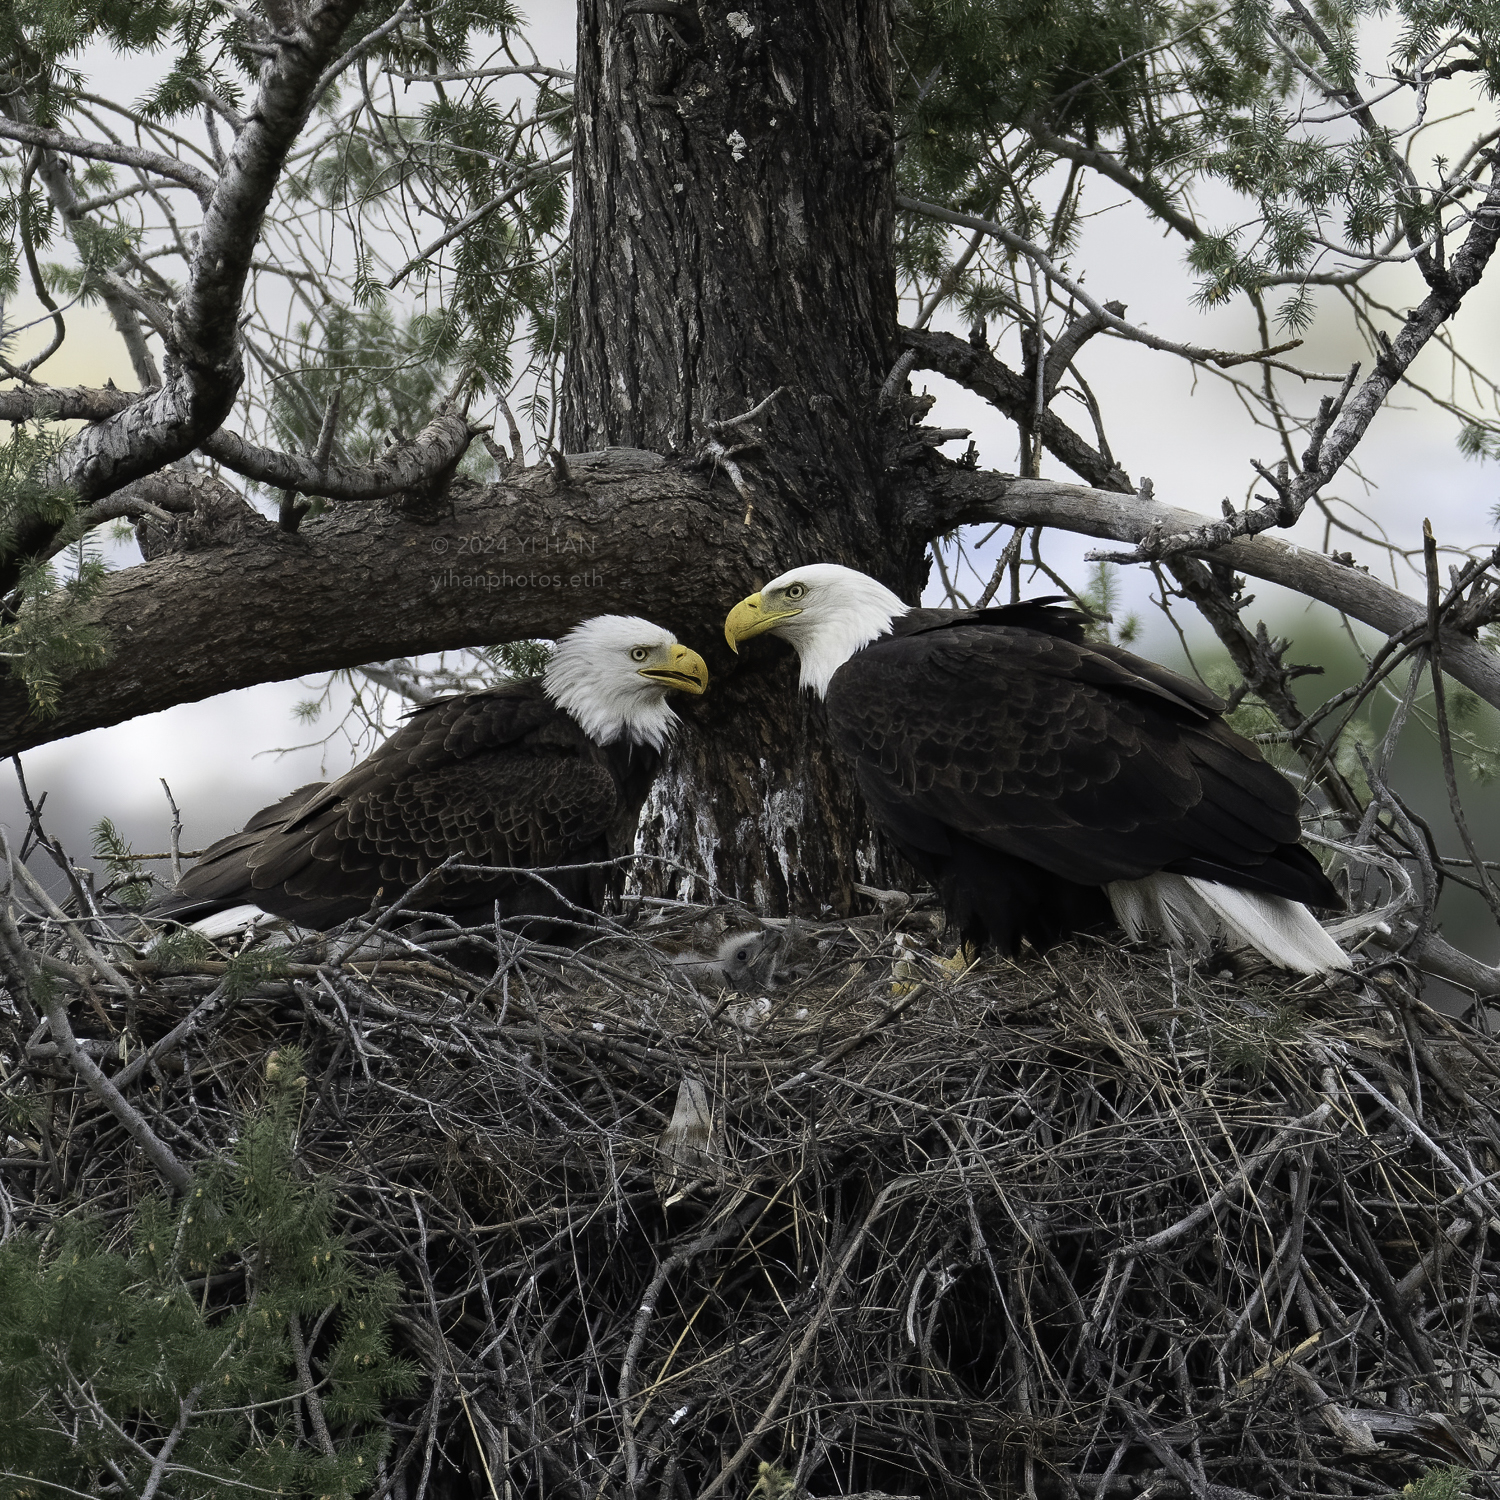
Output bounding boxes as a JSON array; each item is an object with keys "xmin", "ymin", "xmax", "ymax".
[{"xmin": 892, "ymin": 938, "xmax": 979, "ymax": 994}]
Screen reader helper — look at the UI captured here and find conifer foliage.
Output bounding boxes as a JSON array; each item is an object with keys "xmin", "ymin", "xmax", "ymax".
[{"xmin": 0, "ymin": 1052, "xmax": 413, "ymax": 1498}]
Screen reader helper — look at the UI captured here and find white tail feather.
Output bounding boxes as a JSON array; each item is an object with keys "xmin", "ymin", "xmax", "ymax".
[
  {"xmin": 188, "ymin": 904, "xmax": 276, "ymax": 941},
  {"xmin": 161, "ymin": 904, "xmax": 303, "ymax": 947},
  {"xmin": 1107, "ymin": 873, "xmax": 1350, "ymax": 975},
  {"xmin": 146, "ymin": 904, "xmax": 274, "ymax": 953}
]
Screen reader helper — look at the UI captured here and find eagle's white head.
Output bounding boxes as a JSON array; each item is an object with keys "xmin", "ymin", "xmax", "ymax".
[
  {"xmin": 543, "ymin": 615, "xmax": 708, "ymax": 748},
  {"xmin": 722, "ymin": 563, "xmax": 909, "ymax": 697}
]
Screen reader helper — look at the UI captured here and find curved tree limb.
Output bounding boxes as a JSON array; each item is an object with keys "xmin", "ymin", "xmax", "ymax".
[
  {"xmin": 0, "ymin": 385, "xmax": 137, "ymax": 424},
  {"xmin": 911, "ymin": 468, "xmax": 1500, "ymax": 712},
  {"xmin": 1399, "ymin": 930, "xmax": 1500, "ymax": 1000},
  {"xmin": 0, "ymin": 116, "xmax": 217, "ymax": 201},
  {"xmin": 0, "ymin": 385, "xmax": 476, "ymax": 509},
  {"xmin": 0, "ymin": 0, "xmax": 371, "ymax": 599},
  {"xmin": 4, "ymin": 455, "xmax": 1499, "ymax": 755},
  {"xmin": 202, "ymin": 412, "xmax": 476, "ymax": 500},
  {"xmin": 1022, "ymin": 125, "xmax": 1204, "ymax": 243},
  {"xmin": 902, "ymin": 326, "xmax": 1133, "ymax": 492},
  {"xmin": 0, "ymin": 457, "xmax": 776, "ymax": 755}
]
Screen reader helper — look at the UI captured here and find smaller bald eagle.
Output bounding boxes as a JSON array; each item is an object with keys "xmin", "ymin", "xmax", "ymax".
[
  {"xmin": 147, "ymin": 617, "xmax": 708, "ymax": 941},
  {"xmin": 725, "ymin": 564, "xmax": 1348, "ymax": 975}
]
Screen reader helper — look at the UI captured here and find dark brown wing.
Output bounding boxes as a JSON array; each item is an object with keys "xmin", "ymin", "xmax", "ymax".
[
  {"xmin": 826, "ymin": 622, "xmax": 1335, "ymax": 904},
  {"xmin": 893, "ymin": 598, "xmax": 1092, "ymax": 644},
  {"xmin": 891, "ymin": 603, "xmax": 1226, "ymax": 715},
  {"xmin": 153, "ymin": 681, "xmax": 629, "ymax": 927},
  {"xmin": 156, "ymin": 782, "xmax": 328, "ymax": 909}
]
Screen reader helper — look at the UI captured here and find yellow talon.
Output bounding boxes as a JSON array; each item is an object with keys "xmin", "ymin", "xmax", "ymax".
[
  {"xmin": 937, "ymin": 941, "xmax": 981, "ymax": 979},
  {"xmin": 891, "ymin": 937, "xmax": 979, "ymax": 993}
]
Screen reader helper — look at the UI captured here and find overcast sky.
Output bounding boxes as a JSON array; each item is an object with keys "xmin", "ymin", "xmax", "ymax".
[{"xmin": 4, "ymin": 2, "xmax": 1497, "ymax": 942}]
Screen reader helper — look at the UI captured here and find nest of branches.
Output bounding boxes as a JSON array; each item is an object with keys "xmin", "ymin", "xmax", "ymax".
[{"xmin": 5, "ymin": 864, "xmax": 1500, "ymax": 1500}]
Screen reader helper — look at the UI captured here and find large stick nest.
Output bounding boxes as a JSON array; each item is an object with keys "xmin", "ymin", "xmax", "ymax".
[{"xmin": 5, "ymin": 888, "xmax": 1500, "ymax": 1500}]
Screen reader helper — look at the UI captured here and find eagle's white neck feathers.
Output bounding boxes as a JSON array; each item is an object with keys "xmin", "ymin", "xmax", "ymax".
[
  {"xmin": 543, "ymin": 615, "xmax": 682, "ymax": 749},
  {"xmin": 763, "ymin": 564, "xmax": 909, "ymax": 697}
]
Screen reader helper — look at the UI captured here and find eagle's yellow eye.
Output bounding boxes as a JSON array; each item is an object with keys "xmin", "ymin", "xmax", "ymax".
[
  {"xmin": 785, "ymin": 583, "xmax": 806, "ymax": 600},
  {"xmin": 631, "ymin": 646, "xmax": 650, "ymax": 662}
]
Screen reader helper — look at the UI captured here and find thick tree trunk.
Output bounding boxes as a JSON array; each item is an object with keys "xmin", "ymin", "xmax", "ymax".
[{"xmin": 563, "ymin": 0, "xmax": 917, "ymax": 912}]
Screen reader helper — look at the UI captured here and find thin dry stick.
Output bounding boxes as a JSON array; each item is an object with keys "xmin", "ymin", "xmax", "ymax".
[
  {"xmin": 618, "ymin": 1216, "xmax": 748, "ymax": 1491},
  {"xmin": 692, "ymin": 1177, "xmax": 917, "ymax": 1500},
  {"xmin": 0, "ymin": 884, "xmax": 190, "ymax": 1192},
  {"xmin": 287, "ymin": 1313, "xmax": 337, "ymax": 1458},
  {"xmin": 159, "ymin": 778, "xmax": 185, "ymax": 886},
  {"xmin": 1124, "ymin": 1103, "xmax": 1332, "ymax": 1256},
  {"xmin": 1424, "ymin": 518, "xmax": 1500, "ymax": 923},
  {"xmin": 137, "ymin": 1382, "xmax": 205, "ymax": 1500},
  {"xmin": 9, "ymin": 854, "xmax": 137, "ymax": 999}
]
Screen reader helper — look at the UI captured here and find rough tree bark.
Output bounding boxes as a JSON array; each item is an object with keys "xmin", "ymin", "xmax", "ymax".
[
  {"xmin": 5, "ymin": 461, "xmax": 1498, "ymax": 755},
  {"xmin": 562, "ymin": 0, "xmax": 919, "ymax": 910}
]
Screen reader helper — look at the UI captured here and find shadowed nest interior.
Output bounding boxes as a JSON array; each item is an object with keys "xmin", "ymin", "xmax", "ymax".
[{"xmin": 4, "ymin": 882, "xmax": 1500, "ymax": 1500}]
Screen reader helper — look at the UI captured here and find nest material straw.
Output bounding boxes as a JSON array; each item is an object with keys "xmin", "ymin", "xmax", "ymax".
[{"xmin": 5, "ymin": 895, "xmax": 1500, "ymax": 1500}]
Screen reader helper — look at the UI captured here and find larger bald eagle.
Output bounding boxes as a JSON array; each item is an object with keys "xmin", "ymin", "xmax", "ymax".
[
  {"xmin": 725, "ymin": 564, "xmax": 1348, "ymax": 975},
  {"xmin": 148, "ymin": 617, "xmax": 707, "ymax": 941}
]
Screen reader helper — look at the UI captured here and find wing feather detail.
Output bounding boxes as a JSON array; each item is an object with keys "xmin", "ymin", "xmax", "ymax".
[
  {"xmin": 153, "ymin": 681, "xmax": 638, "ymax": 928},
  {"xmin": 826, "ymin": 624, "xmax": 1334, "ymax": 902}
]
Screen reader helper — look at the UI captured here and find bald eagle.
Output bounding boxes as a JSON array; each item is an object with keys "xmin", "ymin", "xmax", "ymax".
[
  {"xmin": 147, "ymin": 617, "xmax": 708, "ymax": 941},
  {"xmin": 725, "ymin": 564, "xmax": 1348, "ymax": 975}
]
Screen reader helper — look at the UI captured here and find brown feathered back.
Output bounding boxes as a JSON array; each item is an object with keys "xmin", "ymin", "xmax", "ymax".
[{"xmin": 148, "ymin": 678, "xmax": 662, "ymax": 935}]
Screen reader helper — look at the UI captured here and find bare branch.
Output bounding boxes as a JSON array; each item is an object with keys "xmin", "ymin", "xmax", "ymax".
[
  {"xmin": 76, "ymin": 493, "xmax": 178, "ymax": 530},
  {"xmin": 1023, "ymin": 126, "xmax": 1204, "ymax": 243},
  {"xmin": 16, "ymin": 0, "xmax": 372, "ymax": 540},
  {"xmin": 1, "ymin": 99, "xmax": 164, "ymax": 390},
  {"xmin": 387, "ymin": 63, "xmax": 574, "ymax": 83},
  {"xmin": 138, "ymin": 1383, "xmax": 206, "ymax": 1500},
  {"xmin": 356, "ymin": 662, "xmax": 441, "ymax": 705},
  {"xmin": 0, "ymin": 116, "xmax": 216, "ymax": 201},
  {"xmin": 1097, "ymin": 160, "xmax": 1500, "ymax": 560},
  {"xmin": 203, "ymin": 411, "xmax": 474, "ymax": 501},
  {"xmin": 386, "ymin": 155, "xmax": 572, "ymax": 289},
  {"xmin": 312, "ymin": 0, "xmax": 416, "ymax": 106},
  {"xmin": 1042, "ymin": 299, "xmax": 1127, "ymax": 403},
  {"xmin": 703, "ymin": 386, "xmax": 786, "ymax": 434},
  {"xmin": 0, "ymin": 384, "xmax": 137, "ymax": 424},
  {"xmin": 902, "ymin": 327, "xmax": 1133, "ymax": 492},
  {"xmin": 914, "ymin": 467, "xmax": 1500, "ymax": 714},
  {"xmin": 1396, "ymin": 929, "xmax": 1500, "ymax": 999},
  {"xmin": 896, "ymin": 196, "xmax": 1317, "ymax": 375}
]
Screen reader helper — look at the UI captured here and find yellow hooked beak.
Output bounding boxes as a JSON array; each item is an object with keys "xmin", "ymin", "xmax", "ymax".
[
  {"xmin": 639, "ymin": 643, "xmax": 708, "ymax": 695},
  {"xmin": 724, "ymin": 592, "xmax": 801, "ymax": 653}
]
